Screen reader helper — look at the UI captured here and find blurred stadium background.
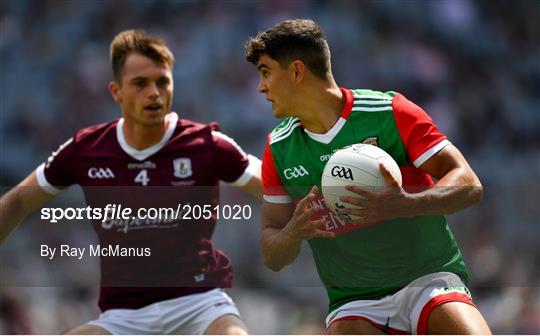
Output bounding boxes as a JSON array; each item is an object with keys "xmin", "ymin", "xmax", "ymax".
[{"xmin": 1, "ymin": 0, "xmax": 539, "ymax": 334}]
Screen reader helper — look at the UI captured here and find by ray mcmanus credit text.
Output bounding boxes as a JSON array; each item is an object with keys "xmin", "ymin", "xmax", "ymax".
[{"xmin": 41, "ymin": 244, "xmax": 152, "ymax": 259}]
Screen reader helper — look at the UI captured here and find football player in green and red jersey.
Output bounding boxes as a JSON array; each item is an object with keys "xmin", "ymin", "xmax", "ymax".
[{"xmin": 246, "ymin": 19, "xmax": 491, "ymax": 335}]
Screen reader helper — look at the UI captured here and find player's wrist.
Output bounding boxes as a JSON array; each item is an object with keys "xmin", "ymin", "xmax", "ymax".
[
  {"xmin": 281, "ymin": 221, "xmax": 303, "ymax": 245},
  {"xmin": 400, "ymin": 192, "xmax": 421, "ymax": 218}
]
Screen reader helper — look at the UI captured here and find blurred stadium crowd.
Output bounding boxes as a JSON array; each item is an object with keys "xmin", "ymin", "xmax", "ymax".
[{"xmin": 1, "ymin": 0, "xmax": 539, "ymax": 334}]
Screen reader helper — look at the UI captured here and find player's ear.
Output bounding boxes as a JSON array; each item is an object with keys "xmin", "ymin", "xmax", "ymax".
[
  {"xmin": 290, "ymin": 60, "xmax": 305, "ymax": 84},
  {"xmin": 108, "ymin": 81, "xmax": 122, "ymax": 104}
]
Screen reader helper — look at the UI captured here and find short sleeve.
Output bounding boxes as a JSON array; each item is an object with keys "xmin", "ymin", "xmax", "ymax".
[
  {"xmin": 392, "ymin": 93, "xmax": 450, "ymax": 167},
  {"xmin": 212, "ymin": 131, "xmax": 259, "ymax": 186},
  {"xmin": 36, "ymin": 137, "xmax": 77, "ymax": 194},
  {"xmin": 262, "ymin": 136, "xmax": 292, "ymax": 203}
]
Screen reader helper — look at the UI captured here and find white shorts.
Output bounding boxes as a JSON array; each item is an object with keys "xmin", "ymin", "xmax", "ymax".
[
  {"xmin": 87, "ymin": 288, "xmax": 241, "ymax": 335},
  {"xmin": 326, "ymin": 272, "xmax": 475, "ymax": 334}
]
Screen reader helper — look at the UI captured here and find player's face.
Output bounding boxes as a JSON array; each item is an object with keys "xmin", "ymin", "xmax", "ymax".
[
  {"xmin": 256, "ymin": 54, "xmax": 296, "ymax": 118},
  {"xmin": 109, "ymin": 53, "xmax": 174, "ymax": 127}
]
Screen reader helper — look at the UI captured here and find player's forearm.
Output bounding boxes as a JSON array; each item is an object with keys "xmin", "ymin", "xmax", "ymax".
[
  {"xmin": 1, "ymin": 174, "xmax": 54, "ymax": 244},
  {"xmin": 260, "ymin": 225, "xmax": 302, "ymax": 271},
  {"xmin": 406, "ymin": 167, "xmax": 483, "ymax": 217},
  {"xmin": 238, "ymin": 176, "xmax": 263, "ymax": 200}
]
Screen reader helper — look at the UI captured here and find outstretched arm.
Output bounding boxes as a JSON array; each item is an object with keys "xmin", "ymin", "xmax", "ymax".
[{"xmin": 0, "ymin": 171, "xmax": 55, "ymax": 244}]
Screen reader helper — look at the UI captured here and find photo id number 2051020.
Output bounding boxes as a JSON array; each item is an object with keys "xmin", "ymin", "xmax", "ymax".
[{"xmin": 179, "ymin": 204, "xmax": 252, "ymax": 220}]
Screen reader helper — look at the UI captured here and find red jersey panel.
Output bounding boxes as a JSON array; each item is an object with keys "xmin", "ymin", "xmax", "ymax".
[
  {"xmin": 36, "ymin": 113, "xmax": 252, "ymax": 311},
  {"xmin": 391, "ymin": 93, "xmax": 448, "ymax": 167}
]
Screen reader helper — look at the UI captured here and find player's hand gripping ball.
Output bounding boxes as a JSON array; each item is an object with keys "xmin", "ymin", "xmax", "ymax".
[{"xmin": 321, "ymin": 144, "xmax": 402, "ymax": 221}]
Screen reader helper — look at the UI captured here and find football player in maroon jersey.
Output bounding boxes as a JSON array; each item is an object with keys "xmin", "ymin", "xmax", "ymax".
[{"xmin": 0, "ymin": 30, "xmax": 261, "ymax": 335}]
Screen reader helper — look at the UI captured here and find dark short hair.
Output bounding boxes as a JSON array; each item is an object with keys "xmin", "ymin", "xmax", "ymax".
[
  {"xmin": 110, "ymin": 29, "xmax": 174, "ymax": 82},
  {"xmin": 245, "ymin": 19, "xmax": 331, "ymax": 80}
]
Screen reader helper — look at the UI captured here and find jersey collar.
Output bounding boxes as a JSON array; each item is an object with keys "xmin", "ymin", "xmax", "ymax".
[
  {"xmin": 303, "ymin": 88, "xmax": 353, "ymax": 144},
  {"xmin": 116, "ymin": 112, "xmax": 178, "ymax": 161}
]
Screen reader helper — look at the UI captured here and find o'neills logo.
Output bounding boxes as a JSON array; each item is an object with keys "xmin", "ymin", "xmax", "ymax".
[
  {"xmin": 319, "ymin": 148, "xmax": 340, "ymax": 162},
  {"xmin": 127, "ymin": 161, "xmax": 157, "ymax": 169}
]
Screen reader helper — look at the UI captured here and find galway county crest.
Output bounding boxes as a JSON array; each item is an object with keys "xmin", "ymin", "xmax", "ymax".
[{"xmin": 173, "ymin": 158, "xmax": 193, "ymax": 178}]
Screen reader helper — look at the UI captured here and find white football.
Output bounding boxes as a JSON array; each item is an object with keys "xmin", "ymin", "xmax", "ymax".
[{"xmin": 321, "ymin": 144, "xmax": 402, "ymax": 221}]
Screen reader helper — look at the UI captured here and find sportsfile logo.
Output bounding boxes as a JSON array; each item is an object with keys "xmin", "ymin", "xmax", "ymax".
[
  {"xmin": 283, "ymin": 165, "xmax": 309, "ymax": 180},
  {"xmin": 88, "ymin": 167, "xmax": 115, "ymax": 179},
  {"xmin": 331, "ymin": 165, "xmax": 354, "ymax": 180}
]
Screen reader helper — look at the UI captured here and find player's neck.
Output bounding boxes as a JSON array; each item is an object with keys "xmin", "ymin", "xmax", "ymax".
[
  {"xmin": 122, "ymin": 118, "xmax": 169, "ymax": 150},
  {"xmin": 297, "ymin": 82, "xmax": 343, "ymax": 134}
]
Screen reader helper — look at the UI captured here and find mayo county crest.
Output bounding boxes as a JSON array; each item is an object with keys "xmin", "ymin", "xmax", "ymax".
[
  {"xmin": 173, "ymin": 158, "xmax": 192, "ymax": 178},
  {"xmin": 362, "ymin": 136, "xmax": 379, "ymax": 147}
]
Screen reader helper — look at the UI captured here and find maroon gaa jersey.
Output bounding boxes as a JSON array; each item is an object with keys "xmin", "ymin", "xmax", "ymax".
[{"xmin": 35, "ymin": 112, "xmax": 258, "ymax": 311}]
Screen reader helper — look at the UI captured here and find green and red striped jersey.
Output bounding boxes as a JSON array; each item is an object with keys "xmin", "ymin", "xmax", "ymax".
[{"xmin": 262, "ymin": 88, "xmax": 469, "ymax": 312}]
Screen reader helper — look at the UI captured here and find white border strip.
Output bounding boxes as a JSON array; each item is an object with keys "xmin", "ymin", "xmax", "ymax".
[
  {"xmin": 35, "ymin": 163, "xmax": 63, "ymax": 195},
  {"xmin": 117, "ymin": 112, "xmax": 178, "ymax": 161},
  {"xmin": 229, "ymin": 154, "xmax": 261, "ymax": 187},
  {"xmin": 271, "ymin": 117, "xmax": 299, "ymax": 139},
  {"xmin": 351, "ymin": 106, "xmax": 393, "ymax": 112},
  {"xmin": 413, "ymin": 139, "xmax": 451, "ymax": 167},
  {"xmin": 353, "ymin": 94, "xmax": 392, "ymax": 100},
  {"xmin": 304, "ymin": 118, "xmax": 346, "ymax": 144},
  {"xmin": 353, "ymin": 100, "xmax": 393, "ymax": 106},
  {"xmin": 263, "ymin": 194, "xmax": 293, "ymax": 203},
  {"xmin": 270, "ymin": 122, "xmax": 302, "ymax": 144}
]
